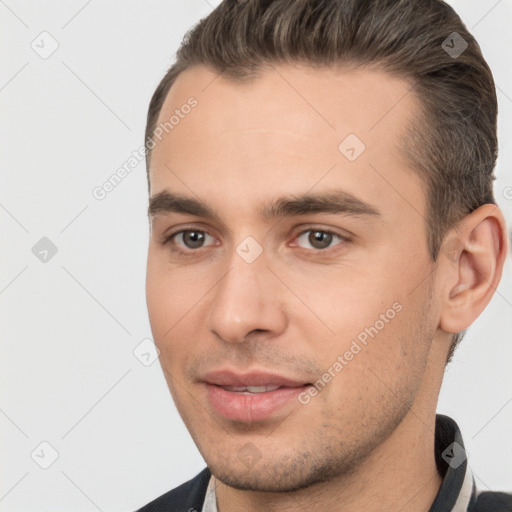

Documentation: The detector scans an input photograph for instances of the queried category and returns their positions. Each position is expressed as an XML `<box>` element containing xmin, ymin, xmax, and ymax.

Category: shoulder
<box><xmin>472</xmin><ymin>490</ymin><xmax>512</xmax><ymax>511</ymax></box>
<box><xmin>136</xmin><ymin>467</ymin><xmax>211</xmax><ymax>512</ymax></box>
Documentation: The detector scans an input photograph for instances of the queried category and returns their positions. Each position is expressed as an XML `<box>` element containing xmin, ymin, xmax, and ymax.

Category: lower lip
<box><xmin>205</xmin><ymin>383</ymin><xmax>310</xmax><ymax>422</ymax></box>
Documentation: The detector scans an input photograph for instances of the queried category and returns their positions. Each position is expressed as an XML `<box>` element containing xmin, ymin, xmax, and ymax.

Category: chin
<box><xmin>206</xmin><ymin>453</ymin><xmax>357</xmax><ymax>493</ymax></box>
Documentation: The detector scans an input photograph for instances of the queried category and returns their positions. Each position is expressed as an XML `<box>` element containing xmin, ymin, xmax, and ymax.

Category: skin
<box><xmin>145</xmin><ymin>63</ymin><xmax>508</xmax><ymax>511</ymax></box>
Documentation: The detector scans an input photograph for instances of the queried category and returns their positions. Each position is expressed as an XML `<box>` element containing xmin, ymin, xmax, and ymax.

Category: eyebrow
<box><xmin>147</xmin><ymin>189</ymin><xmax>381</xmax><ymax>222</ymax></box>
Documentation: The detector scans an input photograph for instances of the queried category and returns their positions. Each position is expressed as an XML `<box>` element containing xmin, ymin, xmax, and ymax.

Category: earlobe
<box><xmin>439</xmin><ymin>204</ymin><xmax>508</xmax><ymax>335</ymax></box>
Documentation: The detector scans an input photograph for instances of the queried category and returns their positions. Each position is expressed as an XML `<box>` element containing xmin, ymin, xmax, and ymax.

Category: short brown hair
<box><xmin>144</xmin><ymin>0</ymin><xmax>498</xmax><ymax>357</ymax></box>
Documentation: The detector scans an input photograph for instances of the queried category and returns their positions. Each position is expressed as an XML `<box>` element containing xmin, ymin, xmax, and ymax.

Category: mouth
<box><xmin>200</xmin><ymin>369</ymin><xmax>313</xmax><ymax>422</ymax></box>
<box><xmin>218</xmin><ymin>384</ymin><xmax>289</xmax><ymax>394</ymax></box>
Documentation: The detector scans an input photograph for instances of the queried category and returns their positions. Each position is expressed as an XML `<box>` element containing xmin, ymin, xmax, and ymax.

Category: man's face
<box><xmin>146</xmin><ymin>64</ymin><xmax>442</xmax><ymax>491</ymax></box>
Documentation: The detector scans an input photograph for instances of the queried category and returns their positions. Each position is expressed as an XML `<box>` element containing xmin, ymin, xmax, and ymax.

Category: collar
<box><xmin>202</xmin><ymin>414</ymin><xmax>477</xmax><ymax>512</ymax></box>
<box><xmin>202</xmin><ymin>471</ymin><xmax>218</xmax><ymax>512</ymax></box>
<box><xmin>430</xmin><ymin>414</ymin><xmax>477</xmax><ymax>511</ymax></box>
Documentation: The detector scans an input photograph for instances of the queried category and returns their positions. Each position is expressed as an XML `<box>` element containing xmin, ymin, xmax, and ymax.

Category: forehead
<box><xmin>149</xmin><ymin>63</ymin><xmax>426</xmax><ymax>224</ymax></box>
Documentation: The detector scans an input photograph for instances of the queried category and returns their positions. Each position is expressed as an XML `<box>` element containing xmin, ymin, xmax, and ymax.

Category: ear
<box><xmin>438</xmin><ymin>204</ymin><xmax>509</xmax><ymax>336</ymax></box>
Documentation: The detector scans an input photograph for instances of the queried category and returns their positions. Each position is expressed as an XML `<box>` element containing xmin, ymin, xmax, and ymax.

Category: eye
<box><xmin>160</xmin><ymin>226</ymin><xmax>348</xmax><ymax>258</ymax></box>
<box><xmin>294</xmin><ymin>229</ymin><xmax>346</xmax><ymax>251</ymax></box>
<box><xmin>163</xmin><ymin>228</ymin><xmax>217</xmax><ymax>253</ymax></box>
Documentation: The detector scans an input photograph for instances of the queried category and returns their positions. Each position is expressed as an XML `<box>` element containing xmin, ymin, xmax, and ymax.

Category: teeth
<box><xmin>222</xmin><ymin>385</ymin><xmax>281</xmax><ymax>393</ymax></box>
<box><xmin>247</xmin><ymin>385</ymin><xmax>280</xmax><ymax>393</ymax></box>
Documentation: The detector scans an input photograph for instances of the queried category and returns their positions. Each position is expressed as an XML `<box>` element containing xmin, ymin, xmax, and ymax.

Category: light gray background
<box><xmin>1</xmin><ymin>1</ymin><xmax>511</xmax><ymax>511</ymax></box>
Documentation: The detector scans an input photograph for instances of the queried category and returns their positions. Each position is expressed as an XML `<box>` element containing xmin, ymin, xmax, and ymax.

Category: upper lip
<box><xmin>201</xmin><ymin>369</ymin><xmax>310</xmax><ymax>387</ymax></box>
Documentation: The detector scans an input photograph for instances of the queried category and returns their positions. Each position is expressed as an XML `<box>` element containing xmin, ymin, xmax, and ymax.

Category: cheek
<box><xmin>306</xmin><ymin>298</ymin><xmax>432</xmax><ymax>434</ymax></box>
<box><xmin>296</xmin><ymin>262</ymin><xmax>432</xmax><ymax>379</ymax></box>
<box><xmin>146</xmin><ymin>254</ymin><xmax>218</xmax><ymax>372</ymax></box>
<box><xmin>288</xmin><ymin>267</ymin><xmax>398</xmax><ymax>343</ymax></box>
<box><xmin>146</xmin><ymin>259</ymin><xmax>170</xmax><ymax>341</ymax></box>
<box><xmin>146</xmin><ymin>259</ymin><xmax>189</xmax><ymax>354</ymax></box>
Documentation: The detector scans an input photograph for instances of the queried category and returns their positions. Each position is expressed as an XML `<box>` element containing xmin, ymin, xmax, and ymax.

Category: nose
<box><xmin>206</xmin><ymin>246</ymin><xmax>288</xmax><ymax>344</ymax></box>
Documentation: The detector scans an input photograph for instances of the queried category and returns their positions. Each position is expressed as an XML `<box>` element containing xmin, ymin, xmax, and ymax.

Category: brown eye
<box><xmin>175</xmin><ymin>230</ymin><xmax>211</xmax><ymax>249</ymax></box>
<box><xmin>296</xmin><ymin>229</ymin><xmax>345</xmax><ymax>250</ymax></box>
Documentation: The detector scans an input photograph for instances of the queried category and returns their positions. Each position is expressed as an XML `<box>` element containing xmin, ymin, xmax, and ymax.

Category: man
<box><xmin>139</xmin><ymin>0</ymin><xmax>511</xmax><ymax>510</ymax></box>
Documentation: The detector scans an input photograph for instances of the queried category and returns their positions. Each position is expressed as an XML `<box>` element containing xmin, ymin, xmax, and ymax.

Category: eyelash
<box><xmin>159</xmin><ymin>225</ymin><xmax>349</xmax><ymax>259</ymax></box>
